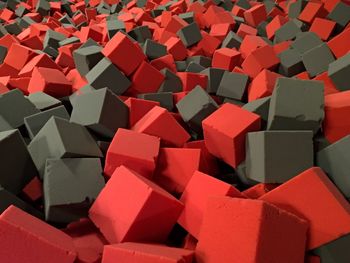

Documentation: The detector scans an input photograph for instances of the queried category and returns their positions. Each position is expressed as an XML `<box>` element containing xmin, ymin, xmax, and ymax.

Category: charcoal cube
<box><xmin>274</xmin><ymin>20</ymin><xmax>302</xmax><ymax>43</ymax></box>
<box><xmin>0</xmin><ymin>89</ymin><xmax>39</xmax><ymax>129</ymax></box>
<box><xmin>107</xmin><ymin>19</ymin><xmax>125</xmax><ymax>39</ymax></box>
<box><xmin>28</xmin><ymin>117</ymin><xmax>103</xmax><ymax>177</ymax></box>
<box><xmin>246</xmin><ymin>131</ymin><xmax>314</xmax><ymax>183</ymax></box>
<box><xmin>302</xmin><ymin>43</ymin><xmax>335</xmax><ymax>77</ymax></box>
<box><xmin>328</xmin><ymin>52</ymin><xmax>350</xmax><ymax>91</ymax></box>
<box><xmin>316</xmin><ymin>135</ymin><xmax>350</xmax><ymax>199</ymax></box>
<box><xmin>86</xmin><ymin>57</ymin><xmax>131</xmax><ymax>95</ymax></box>
<box><xmin>128</xmin><ymin>26</ymin><xmax>152</xmax><ymax>44</ymax></box>
<box><xmin>73</xmin><ymin>45</ymin><xmax>104</xmax><ymax>76</ymax></box>
<box><xmin>216</xmin><ymin>71</ymin><xmax>249</xmax><ymax>101</ymax></box>
<box><xmin>327</xmin><ymin>2</ymin><xmax>350</xmax><ymax>29</ymax></box>
<box><xmin>177</xmin><ymin>23</ymin><xmax>202</xmax><ymax>47</ymax></box>
<box><xmin>143</xmin><ymin>39</ymin><xmax>167</xmax><ymax>60</ymax></box>
<box><xmin>24</xmin><ymin>106</ymin><xmax>70</xmax><ymax>139</ymax></box>
<box><xmin>187</xmin><ymin>56</ymin><xmax>212</xmax><ymax>68</ymax></box>
<box><xmin>278</xmin><ymin>48</ymin><xmax>305</xmax><ymax>77</ymax></box>
<box><xmin>186</xmin><ymin>62</ymin><xmax>205</xmax><ymax>73</ymax></box>
<box><xmin>267</xmin><ymin>78</ymin><xmax>324</xmax><ymax>133</ymax></box>
<box><xmin>179</xmin><ymin>12</ymin><xmax>195</xmax><ymax>24</ymax></box>
<box><xmin>4</xmin><ymin>22</ymin><xmax>22</xmax><ymax>35</ymax></box>
<box><xmin>175</xmin><ymin>61</ymin><xmax>188</xmax><ymax>72</ymax></box>
<box><xmin>138</xmin><ymin>92</ymin><xmax>174</xmax><ymax>111</ymax></box>
<box><xmin>288</xmin><ymin>0</ymin><xmax>307</xmax><ymax>19</ymax></box>
<box><xmin>200</xmin><ymin>68</ymin><xmax>226</xmax><ymax>94</ymax></box>
<box><xmin>35</xmin><ymin>0</ymin><xmax>50</xmax><ymax>16</ymax></box>
<box><xmin>176</xmin><ymin>86</ymin><xmax>218</xmax><ymax>133</ymax></box>
<box><xmin>0</xmin><ymin>45</ymin><xmax>8</xmax><ymax>64</ymax></box>
<box><xmin>27</xmin><ymin>92</ymin><xmax>62</xmax><ymax>111</ymax></box>
<box><xmin>243</xmin><ymin>96</ymin><xmax>271</xmax><ymax>128</ymax></box>
<box><xmin>290</xmin><ymin>32</ymin><xmax>323</xmax><ymax>55</ymax></box>
<box><xmin>221</xmin><ymin>31</ymin><xmax>242</xmax><ymax>49</ymax></box>
<box><xmin>235</xmin><ymin>161</ymin><xmax>259</xmax><ymax>187</ymax></box>
<box><xmin>69</xmin><ymin>85</ymin><xmax>96</xmax><ymax>105</ymax></box>
<box><xmin>70</xmin><ymin>88</ymin><xmax>129</xmax><ymax>138</ymax></box>
<box><xmin>158</xmin><ymin>68</ymin><xmax>183</xmax><ymax>92</ymax></box>
<box><xmin>44</xmin><ymin>158</ymin><xmax>105</xmax><ymax>223</ymax></box>
<box><xmin>312</xmin><ymin>234</ymin><xmax>350</xmax><ymax>263</ymax></box>
<box><xmin>59</xmin><ymin>37</ymin><xmax>80</xmax><ymax>47</ymax></box>
<box><xmin>0</xmin><ymin>129</ymin><xmax>38</xmax><ymax>194</ymax></box>
<box><xmin>43</xmin><ymin>30</ymin><xmax>66</xmax><ymax>50</ymax></box>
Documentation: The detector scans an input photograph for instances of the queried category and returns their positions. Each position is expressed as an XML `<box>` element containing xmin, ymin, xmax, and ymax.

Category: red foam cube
<box><xmin>164</xmin><ymin>36</ymin><xmax>187</xmax><ymax>61</ymax></box>
<box><xmin>248</xmin><ymin>69</ymin><xmax>282</xmax><ymax>101</ymax></box>
<box><xmin>196</xmin><ymin>197</ymin><xmax>308</xmax><ymax>263</ymax></box>
<box><xmin>178</xmin><ymin>170</ymin><xmax>244</xmax><ymax>238</ymax></box>
<box><xmin>176</xmin><ymin>72</ymin><xmax>208</xmax><ymax>92</ymax></box>
<box><xmin>243</xmin><ymin>4</ymin><xmax>267</xmax><ymax>27</ymax></box>
<box><xmin>89</xmin><ymin>165</ymin><xmax>183</xmax><ymax>244</ymax></box>
<box><xmin>212</xmin><ymin>48</ymin><xmax>241</xmax><ymax>71</ymax></box>
<box><xmin>154</xmin><ymin>148</ymin><xmax>201</xmax><ymax>195</ymax></box>
<box><xmin>102</xmin><ymin>31</ymin><xmax>146</xmax><ymax>76</ymax></box>
<box><xmin>102</xmin><ymin>243</ymin><xmax>194</xmax><ymax>263</ymax></box>
<box><xmin>243</xmin><ymin>183</ymin><xmax>279</xmax><ymax>199</ymax></box>
<box><xmin>203</xmin><ymin>103</ymin><xmax>261</xmax><ymax>168</ymax></box>
<box><xmin>260</xmin><ymin>167</ymin><xmax>350</xmax><ymax>249</ymax></box>
<box><xmin>309</xmin><ymin>17</ymin><xmax>336</xmax><ymax>41</ymax></box>
<box><xmin>0</xmin><ymin>205</ymin><xmax>76</xmax><ymax>263</ymax></box>
<box><xmin>132</xmin><ymin>106</ymin><xmax>190</xmax><ymax>147</ymax></box>
<box><xmin>28</xmin><ymin>67</ymin><xmax>72</xmax><ymax>97</ymax></box>
<box><xmin>104</xmin><ymin>128</ymin><xmax>160</xmax><ymax>178</ymax></box>
<box><xmin>124</xmin><ymin>97</ymin><xmax>160</xmax><ymax>127</ymax></box>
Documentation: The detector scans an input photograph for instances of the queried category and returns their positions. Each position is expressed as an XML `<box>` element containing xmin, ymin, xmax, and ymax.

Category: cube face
<box><xmin>328</xmin><ymin>52</ymin><xmax>350</xmax><ymax>91</ymax></box>
<box><xmin>73</xmin><ymin>46</ymin><xmax>104</xmax><ymax>76</ymax></box>
<box><xmin>196</xmin><ymin>197</ymin><xmax>307</xmax><ymax>263</ymax></box>
<box><xmin>267</xmin><ymin>78</ymin><xmax>324</xmax><ymax>133</ymax></box>
<box><xmin>259</xmin><ymin>167</ymin><xmax>350</xmax><ymax>249</ymax></box>
<box><xmin>89</xmin><ymin>166</ymin><xmax>183</xmax><ymax>244</ymax></box>
<box><xmin>178</xmin><ymin>171</ymin><xmax>242</xmax><ymax>238</ymax></box>
<box><xmin>44</xmin><ymin>158</ymin><xmax>105</xmax><ymax>224</ymax></box>
<box><xmin>85</xmin><ymin>58</ymin><xmax>131</xmax><ymax>95</ymax></box>
<box><xmin>203</xmin><ymin>103</ymin><xmax>261</xmax><ymax>168</ymax></box>
<box><xmin>246</xmin><ymin>131</ymin><xmax>314</xmax><ymax>183</ymax></box>
<box><xmin>104</xmin><ymin>128</ymin><xmax>160</xmax><ymax>178</ymax></box>
<box><xmin>176</xmin><ymin>86</ymin><xmax>218</xmax><ymax>134</ymax></box>
<box><xmin>317</xmin><ymin>135</ymin><xmax>350</xmax><ymax>198</ymax></box>
<box><xmin>0</xmin><ymin>129</ymin><xmax>38</xmax><ymax>194</ymax></box>
<box><xmin>28</xmin><ymin>117</ymin><xmax>103</xmax><ymax>177</ymax></box>
<box><xmin>70</xmin><ymin>88</ymin><xmax>129</xmax><ymax>138</ymax></box>
<box><xmin>102</xmin><ymin>32</ymin><xmax>145</xmax><ymax>76</ymax></box>
<box><xmin>216</xmin><ymin>71</ymin><xmax>249</xmax><ymax>100</ymax></box>
<box><xmin>177</xmin><ymin>23</ymin><xmax>202</xmax><ymax>47</ymax></box>
<box><xmin>312</xmin><ymin>234</ymin><xmax>350</xmax><ymax>263</ymax></box>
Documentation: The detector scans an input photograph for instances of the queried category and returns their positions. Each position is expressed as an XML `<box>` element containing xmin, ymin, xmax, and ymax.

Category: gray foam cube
<box><xmin>128</xmin><ymin>26</ymin><xmax>152</xmax><ymax>44</ymax></box>
<box><xmin>44</xmin><ymin>158</ymin><xmax>105</xmax><ymax>224</ymax></box>
<box><xmin>288</xmin><ymin>0</ymin><xmax>307</xmax><ymax>19</ymax></box>
<box><xmin>107</xmin><ymin>19</ymin><xmax>125</xmax><ymax>39</ymax></box>
<box><xmin>138</xmin><ymin>92</ymin><xmax>174</xmax><ymax>111</ymax></box>
<box><xmin>312</xmin><ymin>234</ymin><xmax>350</xmax><ymax>263</ymax></box>
<box><xmin>35</xmin><ymin>0</ymin><xmax>50</xmax><ymax>16</ymax></box>
<box><xmin>43</xmin><ymin>30</ymin><xmax>66</xmax><ymax>50</ymax></box>
<box><xmin>176</xmin><ymin>86</ymin><xmax>218</xmax><ymax>133</ymax></box>
<box><xmin>267</xmin><ymin>77</ymin><xmax>324</xmax><ymax>133</ymax></box>
<box><xmin>274</xmin><ymin>20</ymin><xmax>302</xmax><ymax>44</ymax></box>
<box><xmin>328</xmin><ymin>52</ymin><xmax>350</xmax><ymax>91</ymax></box>
<box><xmin>186</xmin><ymin>56</ymin><xmax>212</xmax><ymax>68</ymax></box>
<box><xmin>177</xmin><ymin>22</ymin><xmax>202</xmax><ymax>47</ymax></box>
<box><xmin>28</xmin><ymin>117</ymin><xmax>103</xmax><ymax>177</ymax></box>
<box><xmin>327</xmin><ymin>2</ymin><xmax>350</xmax><ymax>29</ymax></box>
<box><xmin>246</xmin><ymin>130</ymin><xmax>314</xmax><ymax>183</ymax></box>
<box><xmin>186</xmin><ymin>62</ymin><xmax>205</xmax><ymax>73</ymax></box>
<box><xmin>86</xmin><ymin>57</ymin><xmax>131</xmax><ymax>95</ymax></box>
<box><xmin>70</xmin><ymin>88</ymin><xmax>129</xmax><ymax>138</ymax></box>
<box><xmin>24</xmin><ymin>105</ymin><xmax>70</xmax><ymax>139</ymax></box>
<box><xmin>316</xmin><ymin>135</ymin><xmax>350</xmax><ymax>199</ymax></box>
<box><xmin>158</xmin><ymin>68</ymin><xmax>183</xmax><ymax>92</ymax></box>
<box><xmin>0</xmin><ymin>45</ymin><xmax>8</xmax><ymax>64</ymax></box>
<box><xmin>278</xmin><ymin>48</ymin><xmax>305</xmax><ymax>77</ymax></box>
<box><xmin>302</xmin><ymin>43</ymin><xmax>335</xmax><ymax>77</ymax></box>
<box><xmin>0</xmin><ymin>129</ymin><xmax>38</xmax><ymax>194</ymax></box>
<box><xmin>27</xmin><ymin>92</ymin><xmax>62</xmax><ymax>111</ymax></box>
<box><xmin>243</xmin><ymin>96</ymin><xmax>271</xmax><ymax>128</ymax></box>
<box><xmin>221</xmin><ymin>31</ymin><xmax>242</xmax><ymax>49</ymax></box>
<box><xmin>290</xmin><ymin>32</ymin><xmax>323</xmax><ymax>55</ymax></box>
<box><xmin>73</xmin><ymin>45</ymin><xmax>104</xmax><ymax>76</ymax></box>
<box><xmin>200</xmin><ymin>67</ymin><xmax>226</xmax><ymax>94</ymax></box>
<box><xmin>216</xmin><ymin>71</ymin><xmax>249</xmax><ymax>101</ymax></box>
<box><xmin>0</xmin><ymin>89</ymin><xmax>39</xmax><ymax>129</ymax></box>
<box><xmin>143</xmin><ymin>39</ymin><xmax>167</xmax><ymax>60</ymax></box>
<box><xmin>59</xmin><ymin>37</ymin><xmax>80</xmax><ymax>47</ymax></box>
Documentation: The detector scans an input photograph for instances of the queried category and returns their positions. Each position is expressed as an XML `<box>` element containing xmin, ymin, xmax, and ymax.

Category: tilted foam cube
<box><xmin>260</xmin><ymin>167</ymin><xmax>350</xmax><ymax>249</ymax></box>
<box><xmin>196</xmin><ymin>197</ymin><xmax>308</xmax><ymax>263</ymax></box>
<box><xmin>203</xmin><ymin>103</ymin><xmax>261</xmax><ymax>168</ymax></box>
<box><xmin>89</xmin><ymin>165</ymin><xmax>183</xmax><ymax>244</ymax></box>
<box><xmin>104</xmin><ymin>128</ymin><xmax>160</xmax><ymax>179</ymax></box>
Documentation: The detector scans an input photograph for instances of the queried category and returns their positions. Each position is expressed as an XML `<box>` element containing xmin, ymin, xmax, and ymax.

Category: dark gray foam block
<box><xmin>200</xmin><ymin>67</ymin><xmax>226</xmax><ymax>94</ymax></box>
<box><xmin>216</xmin><ymin>71</ymin><xmax>249</xmax><ymax>101</ymax></box>
<box><xmin>138</xmin><ymin>92</ymin><xmax>174</xmax><ymax>111</ymax></box>
<box><xmin>267</xmin><ymin>77</ymin><xmax>324</xmax><ymax>133</ymax></box>
<box><xmin>158</xmin><ymin>68</ymin><xmax>183</xmax><ymax>92</ymax></box>
<box><xmin>27</xmin><ymin>91</ymin><xmax>62</xmax><ymax>111</ymax></box>
<box><xmin>328</xmin><ymin>52</ymin><xmax>350</xmax><ymax>91</ymax></box>
<box><xmin>70</xmin><ymin>88</ymin><xmax>129</xmax><ymax>138</ymax></box>
<box><xmin>316</xmin><ymin>134</ymin><xmax>350</xmax><ymax>199</ymax></box>
<box><xmin>0</xmin><ymin>129</ymin><xmax>38</xmax><ymax>194</ymax></box>
<box><xmin>85</xmin><ymin>57</ymin><xmax>131</xmax><ymax>95</ymax></box>
<box><xmin>312</xmin><ymin>234</ymin><xmax>350</xmax><ymax>263</ymax></box>
<box><xmin>73</xmin><ymin>45</ymin><xmax>104</xmax><ymax>76</ymax></box>
<box><xmin>177</xmin><ymin>22</ymin><xmax>202</xmax><ymax>47</ymax></box>
<box><xmin>28</xmin><ymin>116</ymin><xmax>103</xmax><ymax>177</ymax></box>
<box><xmin>24</xmin><ymin>105</ymin><xmax>70</xmax><ymax>139</ymax></box>
<box><xmin>176</xmin><ymin>86</ymin><xmax>218</xmax><ymax>134</ymax></box>
<box><xmin>246</xmin><ymin>130</ymin><xmax>314</xmax><ymax>183</ymax></box>
<box><xmin>43</xmin><ymin>158</ymin><xmax>105</xmax><ymax>224</ymax></box>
